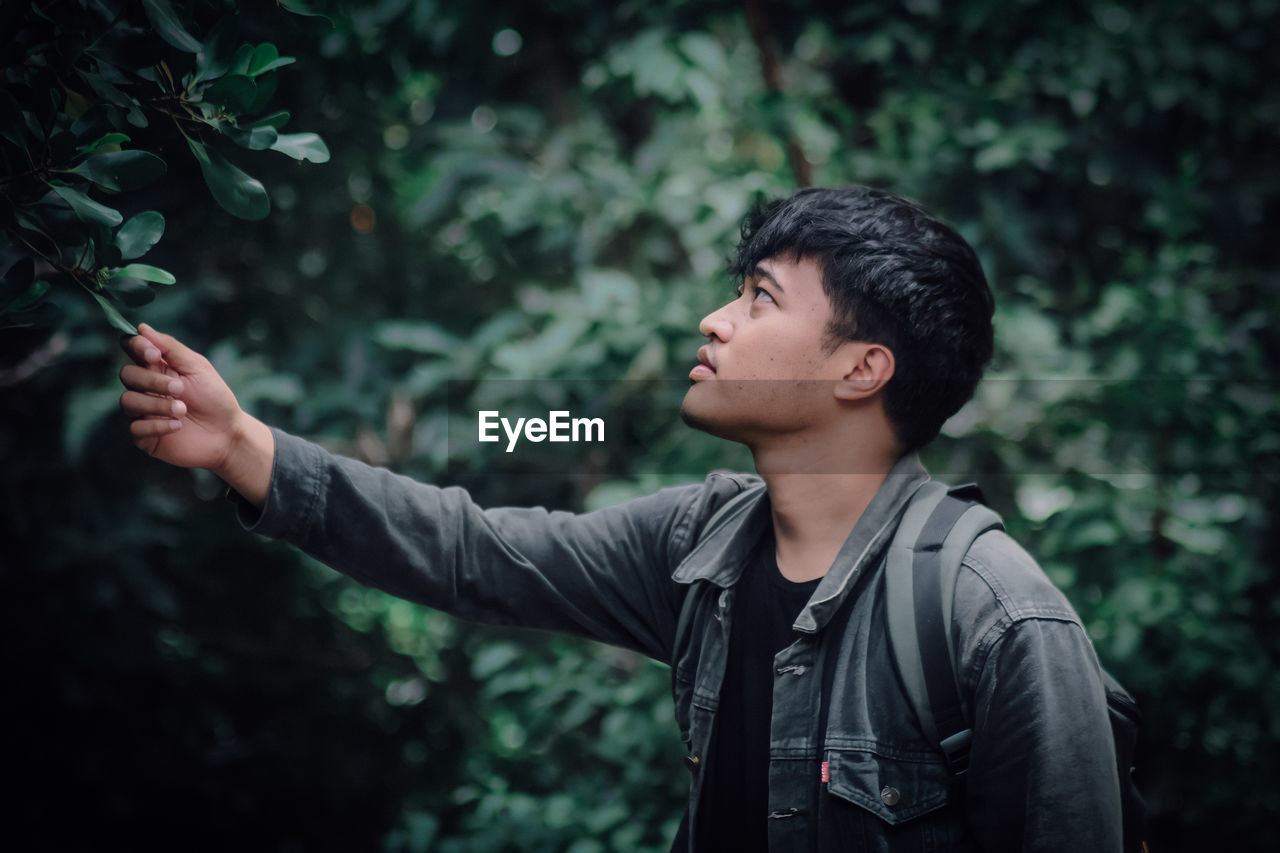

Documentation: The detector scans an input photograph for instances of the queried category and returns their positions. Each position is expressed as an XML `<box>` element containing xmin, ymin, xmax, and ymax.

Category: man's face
<box><xmin>681</xmin><ymin>255</ymin><xmax>858</xmax><ymax>445</ymax></box>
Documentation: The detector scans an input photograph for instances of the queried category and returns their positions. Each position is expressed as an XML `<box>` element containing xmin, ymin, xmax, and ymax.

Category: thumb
<box><xmin>137</xmin><ymin>323</ymin><xmax>206</xmax><ymax>374</ymax></box>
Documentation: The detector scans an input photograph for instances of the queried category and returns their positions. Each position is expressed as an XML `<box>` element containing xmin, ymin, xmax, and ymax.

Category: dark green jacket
<box><xmin>240</xmin><ymin>429</ymin><xmax>1122</xmax><ymax>852</ymax></box>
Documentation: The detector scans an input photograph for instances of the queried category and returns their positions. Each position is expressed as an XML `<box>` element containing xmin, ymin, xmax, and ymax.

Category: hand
<box><xmin>119</xmin><ymin>324</ymin><xmax>273</xmax><ymax>505</ymax></box>
<box><xmin>119</xmin><ymin>324</ymin><xmax>242</xmax><ymax>469</ymax></box>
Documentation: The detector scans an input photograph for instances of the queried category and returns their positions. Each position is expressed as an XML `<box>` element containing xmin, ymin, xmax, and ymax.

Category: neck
<box><xmin>754</xmin><ymin>431</ymin><xmax>901</xmax><ymax>583</ymax></box>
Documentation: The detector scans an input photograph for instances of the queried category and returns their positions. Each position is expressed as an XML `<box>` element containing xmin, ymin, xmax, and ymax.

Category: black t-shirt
<box><xmin>693</xmin><ymin>526</ymin><xmax>821</xmax><ymax>852</ymax></box>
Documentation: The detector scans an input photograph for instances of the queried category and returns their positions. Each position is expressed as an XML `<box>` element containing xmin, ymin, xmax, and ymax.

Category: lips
<box><xmin>689</xmin><ymin>346</ymin><xmax>717</xmax><ymax>381</ymax></box>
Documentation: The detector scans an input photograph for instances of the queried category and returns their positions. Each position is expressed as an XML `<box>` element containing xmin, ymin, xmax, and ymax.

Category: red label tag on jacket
<box><xmin>820</xmin><ymin>761</ymin><xmax>829</xmax><ymax>784</ymax></box>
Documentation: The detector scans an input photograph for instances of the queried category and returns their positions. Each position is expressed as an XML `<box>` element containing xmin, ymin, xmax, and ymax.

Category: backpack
<box><xmin>883</xmin><ymin>480</ymin><xmax>1150</xmax><ymax>853</ymax></box>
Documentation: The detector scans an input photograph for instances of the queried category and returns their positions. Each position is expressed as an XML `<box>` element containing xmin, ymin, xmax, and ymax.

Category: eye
<box><xmin>735</xmin><ymin>281</ymin><xmax>775</xmax><ymax>304</ymax></box>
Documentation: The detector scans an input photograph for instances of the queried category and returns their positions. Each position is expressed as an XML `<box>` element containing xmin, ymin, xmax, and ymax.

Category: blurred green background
<box><xmin>2</xmin><ymin>0</ymin><xmax>1277</xmax><ymax>849</ymax></box>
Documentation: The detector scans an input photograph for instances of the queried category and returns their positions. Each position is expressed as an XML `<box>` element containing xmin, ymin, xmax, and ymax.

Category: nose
<box><xmin>698</xmin><ymin>300</ymin><xmax>735</xmax><ymax>341</ymax></box>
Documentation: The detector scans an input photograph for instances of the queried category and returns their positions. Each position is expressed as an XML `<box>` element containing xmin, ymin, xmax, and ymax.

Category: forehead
<box><xmin>754</xmin><ymin>256</ymin><xmax>829</xmax><ymax>304</ymax></box>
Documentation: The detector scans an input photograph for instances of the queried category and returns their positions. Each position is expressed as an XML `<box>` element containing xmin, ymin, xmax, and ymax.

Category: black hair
<box><xmin>729</xmin><ymin>186</ymin><xmax>995</xmax><ymax>452</ymax></box>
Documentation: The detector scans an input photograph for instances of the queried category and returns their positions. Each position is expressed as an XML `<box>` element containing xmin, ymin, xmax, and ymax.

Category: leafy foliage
<box><xmin>0</xmin><ymin>0</ymin><xmax>328</xmax><ymax>332</ymax></box>
<box><xmin>2</xmin><ymin>0</ymin><xmax>1277</xmax><ymax>850</ymax></box>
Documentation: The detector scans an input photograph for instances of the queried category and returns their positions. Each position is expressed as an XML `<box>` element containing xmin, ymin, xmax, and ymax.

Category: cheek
<box><xmin>773</xmin><ymin>339</ymin><xmax>827</xmax><ymax>376</ymax></box>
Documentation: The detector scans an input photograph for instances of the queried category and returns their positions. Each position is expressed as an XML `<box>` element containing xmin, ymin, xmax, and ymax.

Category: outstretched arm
<box><xmin>119</xmin><ymin>324</ymin><xmax>756</xmax><ymax>659</ymax></box>
<box><xmin>245</xmin><ymin>429</ymin><xmax>747</xmax><ymax>660</ymax></box>
<box><xmin>119</xmin><ymin>324</ymin><xmax>274</xmax><ymax>507</ymax></box>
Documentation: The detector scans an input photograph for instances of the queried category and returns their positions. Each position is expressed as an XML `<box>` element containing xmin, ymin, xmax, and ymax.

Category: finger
<box><xmin>130</xmin><ymin>416</ymin><xmax>183</xmax><ymax>439</ymax></box>
<box><xmin>120</xmin><ymin>332</ymin><xmax>163</xmax><ymax>368</ymax></box>
<box><xmin>137</xmin><ymin>324</ymin><xmax>206</xmax><ymax>374</ymax></box>
<box><xmin>120</xmin><ymin>390</ymin><xmax>187</xmax><ymax>419</ymax></box>
<box><xmin>120</xmin><ymin>364</ymin><xmax>185</xmax><ymax>396</ymax></box>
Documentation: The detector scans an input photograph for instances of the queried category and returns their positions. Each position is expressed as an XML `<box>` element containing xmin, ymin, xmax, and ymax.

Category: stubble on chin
<box><xmin>679</xmin><ymin>396</ymin><xmax>713</xmax><ymax>434</ymax></box>
<box><xmin>679</xmin><ymin>384</ymin><xmax>728</xmax><ymax>438</ymax></box>
<box><xmin>680</xmin><ymin>379</ymin><xmax>840</xmax><ymax>446</ymax></box>
<box><xmin>679</xmin><ymin>384</ymin><xmax>749</xmax><ymax>444</ymax></box>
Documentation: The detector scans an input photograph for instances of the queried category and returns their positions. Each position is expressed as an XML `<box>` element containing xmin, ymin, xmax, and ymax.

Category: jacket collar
<box><xmin>670</xmin><ymin>480</ymin><xmax>770</xmax><ymax>589</ymax></box>
<box><xmin>671</xmin><ymin>452</ymin><xmax>931</xmax><ymax>633</ymax></box>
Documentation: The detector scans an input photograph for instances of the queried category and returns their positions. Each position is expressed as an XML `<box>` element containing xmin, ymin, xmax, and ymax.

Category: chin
<box><xmin>682</xmin><ymin>380</ymin><xmax>837</xmax><ymax>449</ymax></box>
<box><xmin>680</xmin><ymin>387</ymin><xmax>748</xmax><ymax>443</ymax></box>
<box><xmin>680</xmin><ymin>387</ymin><xmax>721</xmax><ymax>435</ymax></box>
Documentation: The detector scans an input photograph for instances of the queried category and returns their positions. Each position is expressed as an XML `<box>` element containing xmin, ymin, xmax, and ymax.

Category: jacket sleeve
<box><xmin>235</xmin><ymin>428</ymin><xmax>747</xmax><ymax>663</ymax></box>
<box><xmin>956</xmin><ymin>534</ymin><xmax>1124</xmax><ymax>853</ymax></box>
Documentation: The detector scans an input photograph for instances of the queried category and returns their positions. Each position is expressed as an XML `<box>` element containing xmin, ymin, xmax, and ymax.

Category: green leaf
<box><xmin>278</xmin><ymin>0</ymin><xmax>333</xmax><ymax>22</ymax></box>
<box><xmin>196</xmin><ymin>16</ymin><xmax>240</xmax><ymax>82</ymax></box>
<box><xmin>250</xmin><ymin>110</ymin><xmax>290</xmax><ymax>130</ymax></box>
<box><xmin>269</xmin><ymin>132</ymin><xmax>330</xmax><ymax>163</ymax></box>
<box><xmin>241</xmin><ymin>44</ymin><xmax>296</xmax><ymax>78</ymax></box>
<box><xmin>187</xmin><ymin>138</ymin><xmax>269</xmax><ymax>220</ymax></box>
<box><xmin>77</xmin><ymin>71</ymin><xmax>148</xmax><ymax>127</ymax></box>
<box><xmin>14</xmin><ymin>210</ymin><xmax>56</xmax><ymax>244</ymax></box>
<box><xmin>219</xmin><ymin>120</ymin><xmax>278</xmax><ymax>151</ymax></box>
<box><xmin>105</xmin><ymin>275</ymin><xmax>157</xmax><ymax>307</ymax></box>
<box><xmin>4</xmin><ymin>279</ymin><xmax>51</xmax><ymax>313</ymax></box>
<box><xmin>248</xmin><ymin>71</ymin><xmax>278</xmax><ymax>114</ymax></box>
<box><xmin>225</xmin><ymin>43</ymin><xmax>294</xmax><ymax>81</ymax></box>
<box><xmin>109</xmin><ymin>263</ymin><xmax>176</xmax><ymax>285</ymax></box>
<box><xmin>114</xmin><ymin>211</ymin><xmax>165</xmax><ymax>260</ymax></box>
<box><xmin>142</xmin><ymin>0</ymin><xmax>203</xmax><ymax>53</ymax></box>
<box><xmin>228</xmin><ymin>44</ymin><xmax>255</xmax><ymax>76</ymax></box>
<box><xmin>76</xmin><ymin>132</ymin><xmax>130</xmax><ymax>157</ymax></box>
<box><xmin>254</xmin><ymin>56</ymin><xmax>296</xmax><ymax>76</ymax></box>
<box><xmin>74</xmin><ymin>239</ymin><xmax>96</xmax><ymax>271</ymax></box>
<box><xmin>202</xmin><ymin>74</ymin><xmax>257</xmax><ymax>113</ymax></box>
<box><xmin>1</xmin><ymin>260</ymin><xmax>50</xmax><ymax>315</ymax></box>
<box><xmin>51</xmin><ymin>185</ymin><xmax>123</xmax><ymax>227</ymax></box>
<box><xmin>88</xmin><ymin>288</ymin><xmax>138</xmax><ymax>334</ymax></box>
<box><xmin>246</xmin><ymin>44</ymin><xmax>280</xmax><ymax>77</ymax></box>
<box><xmin>68</xmin><ymin>150</ymin><xmax>167</xmax><ymax>191</ymax></box>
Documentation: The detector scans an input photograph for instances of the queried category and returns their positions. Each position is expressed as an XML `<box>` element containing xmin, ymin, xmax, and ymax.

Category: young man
<box><xmin>119</xmin><ymin>186</ymin><xmax>1122</xmax><ymax>851</ymax></box>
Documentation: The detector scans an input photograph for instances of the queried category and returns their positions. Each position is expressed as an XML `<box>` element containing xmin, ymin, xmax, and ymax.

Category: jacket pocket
<box><xmin>826</xmin><ymin>748</ymin><xmax>949</xmax><ymax>823</ymax></box>
<box><xmin>824</xmin><ymin>748</ymin><xmax>972</xmax><ymax>852</ymax></box>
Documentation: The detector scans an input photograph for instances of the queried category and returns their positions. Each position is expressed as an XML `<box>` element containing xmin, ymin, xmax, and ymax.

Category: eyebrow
<box><xmin>751</xmin><ymin>265</ymin><xmax>785</xmax><ymax>293</ymax></box>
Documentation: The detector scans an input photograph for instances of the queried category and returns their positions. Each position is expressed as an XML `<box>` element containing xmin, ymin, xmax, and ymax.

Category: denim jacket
<box><xmin>240</xmin><ymin>429</ymin><xmax>1122</xmax><ymax>852</ymax></box>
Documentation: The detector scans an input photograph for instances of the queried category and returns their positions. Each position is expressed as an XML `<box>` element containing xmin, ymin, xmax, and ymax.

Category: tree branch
<box><xmin>743</xmin><ymin>0</ymin><xmax>812</xmax><ymax>188</ymax></box>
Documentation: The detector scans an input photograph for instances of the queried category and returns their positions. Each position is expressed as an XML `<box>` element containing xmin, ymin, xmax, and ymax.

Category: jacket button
<box><xmin>685</xmin><ymin>755</ymin><xmax>700</xmax><ymax>774</ymax></box>
<box><xmin>880</xmin><ymin>786</ymin><xmax>901</xmax><ymax>807</ymax></box>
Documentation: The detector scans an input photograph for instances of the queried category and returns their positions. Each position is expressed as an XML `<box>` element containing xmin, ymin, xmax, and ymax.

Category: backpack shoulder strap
<box><xmin>884</xmin><ymin>480</ymin><xmax>949</xmax><ymax>745</ymax></box>
<box><xmin>884</xmin><ymin>482</ymin><xmax>1004</xmax><ymax>778</ymax></box>
<box><xmin>886</xmin><ymin>486</ymin><xmax>1151</xmax><ymax>850</ymax></box>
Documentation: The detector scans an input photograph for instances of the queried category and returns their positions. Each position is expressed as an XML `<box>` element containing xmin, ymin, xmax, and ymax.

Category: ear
<box><xmin>833</xmin><ymin>342</ymin><xmax>895</xmax><ymax>401</ymax></box>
